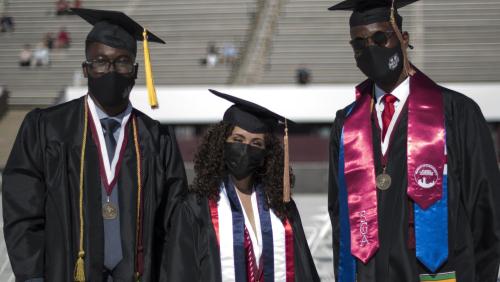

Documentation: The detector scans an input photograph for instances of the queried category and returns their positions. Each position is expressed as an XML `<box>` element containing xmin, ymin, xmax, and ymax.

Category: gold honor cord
<box><xmin>390</xmin><ymin>1</ymin><xmax>415</xmax><ymax>77</ymax></box>
<box><xmin>283</xmin><ymin>120</ymin><xmax>291</xmax><ymax>203</ymax></box>
<box><xmin>143</xmin><ymin>29</ymin><xmax>159</xmax><ymax>109</ymax></box>
<box><xmin>74</xmin><ymin>97</ymin><xmax>143</xmax><ymax>282</ymax></box>
<box><xmin>132</xmin><ymin>117</ymin><xmax>143</xmax><ymax>281</ymax></box>
<box><xmin>74</xmin><ymin>96</ymin><xmax>88</xmax><ymax>282</ymax></box>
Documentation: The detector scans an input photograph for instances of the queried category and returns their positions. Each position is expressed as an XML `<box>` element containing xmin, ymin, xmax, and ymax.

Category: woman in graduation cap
<box><xmin>327</xmin><ymin>0</ymin><xmax>500</xmax><ymax>282</ymax></box>
<box><xmin>2</xmin><ymin>8</ymin><xmax>187</xmax><ymax>282</ymax></box>
<box><xmin>165</xmin><ymin>90</ymin><xmax>320</xmax><ymax>282</ymax></box>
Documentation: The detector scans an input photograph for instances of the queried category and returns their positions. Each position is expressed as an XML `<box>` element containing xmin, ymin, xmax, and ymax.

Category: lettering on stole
<box><xmin>359</xmin><ymin>210</ymin><xmax>369</xmax><ymax>247</ymax></box>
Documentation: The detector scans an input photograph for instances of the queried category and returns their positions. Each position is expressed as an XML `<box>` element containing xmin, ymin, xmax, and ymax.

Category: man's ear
<box><xmin>402</xmin><ymin>31</ymin><xmax>410</xmax><ymax>49</ymax></box>
<box><xmin>82</xmin><ymin>62</ymin><xmax>88</xmax><ymax>78</ymax></box>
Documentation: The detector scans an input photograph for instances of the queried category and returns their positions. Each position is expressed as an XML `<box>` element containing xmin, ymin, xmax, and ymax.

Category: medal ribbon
<box><xmin>87</xmin><ymin>104</ymin><xmax>130</xmax><ymax>197</ymax></box>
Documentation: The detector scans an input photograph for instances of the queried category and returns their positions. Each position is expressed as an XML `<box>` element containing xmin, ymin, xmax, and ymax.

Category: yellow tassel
<box><xmin>74</xmin><ymin>251</ymin><xmax>86</xmax><ymax>282</ymax></box>
<box><xmin>390</xmin><ymin>4</ymin><xmax>415</xmax><ymax>77</ymax></box>
<box><xmin>283</xmin><ymin>120</ymin><xmax>291</xmax><ymax>203</ymax></box>
<box><xmin>143</xmin><ymin>29</ymin><xmax>159</xmax><ymax>109</ymax></box>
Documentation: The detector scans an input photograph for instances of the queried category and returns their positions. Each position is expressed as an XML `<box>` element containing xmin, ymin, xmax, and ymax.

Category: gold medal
<box><xmin>376</xmin><ymin>167</ymin><xmax>392</xmax><ymax>191</ymax></box>
<box><xmin>102</xmin><ymin>202</ymin><xmax>118</xmax><ymax>219</ymax></box>
<box><xmin>376</xmin><ymin>173</ymin><xmax>391</xmax><ymax>190</ymax></box>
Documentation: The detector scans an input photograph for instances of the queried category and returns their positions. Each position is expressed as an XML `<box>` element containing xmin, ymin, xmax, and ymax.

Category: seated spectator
<box><xmin>55</xmin><ymin>27</ymin><xmax>70</xmax><ymax>48</ymax></box>
<box><xmin>0</xmin><ymin>12</ymin><xmax>14</xmax><ymax>32</ymax></box>
<box><xmin>66</xmin><ymin>0</ymin><xmax>82</xmax><ymax>15</ymax></box>
<box><xmin>33</xmin><ymin>42</ymin><xmax>50</xmax><ymax>67</ymax></box>
<box><xmin>296</xmin><ymin>66</ymin><xmax>311</xmax><ymax>85</ymax></box>
<box><xmin>206</xmin><ymin>42</ymin><xmax>218</xmax><ymax>68</ymax></box>
<box><xmin>56</xmin><ymin>0</ymin><xmax>69</xmax><ymax>16</ymax></box>
<box><xmin>222</xmin><ymin>42</ymin><xmax>238</xmax><ymax>66</ymax></box>
<box><xmin>72</xmin><ymin>0</ymin><xmax>82</xmax><ymax>9</ymax></box>
<box><xmin>44</xmin><ymin>32</ymin><xmax>55</xmax><ymax>50</ymax></box>
<box><xmin>19</xmin><ymin>44</ymin><xmax>32</xmax><ymax>67</ymax></box>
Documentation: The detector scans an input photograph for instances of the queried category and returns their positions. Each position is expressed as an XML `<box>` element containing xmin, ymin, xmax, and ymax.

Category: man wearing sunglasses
<box><xmin>2</xmin><ymin>8</ymin><xmax>187</xmax><ymax>282</ymax></box>
<box><xmin>327</xmin><ymin>0</ymin><xmax>500</xmax><ymax>282</ymax></box>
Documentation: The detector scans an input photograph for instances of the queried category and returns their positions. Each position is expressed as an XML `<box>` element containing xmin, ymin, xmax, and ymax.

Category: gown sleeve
<box><xmin>289</xmin><ymin>200</ymin><xmax>321</xmax><ymax>282</ymax></box>
<box><xmin>164</xmin><ymin>198</ymin><xmax>202</xmax><ymax>282</ymax></box>
<box><xmin>2</xmin><ymin>110</ymin><xmax>46</xmax><ymax>281</ymax></box>
<box><xmin>159</xmin><ymin>125</ymin><xmax>189</xmax><ymax>278</ymax></box>
<box><xmin>328</xmin><ymin>109</ymin><xmax>345</xmax><ymax>281</ymax></box>
<box><xmin>459</xmin><ymin>99</ymin><xmax>500</xmax><ymax>282</ymax></box>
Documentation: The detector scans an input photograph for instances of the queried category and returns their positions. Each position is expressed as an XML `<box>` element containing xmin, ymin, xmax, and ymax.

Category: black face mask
<box><xmin>88</xmin><ymin>72</ymin><xmax>135</xmax><ymax>107</ymax></box>
<box><xmin>224</xmin><ymin>142</ymin><xmax>266</xmax><ymax>180</ymax></box>
<box><xmin>355</xmin><ymin>43</ymin><xmax>404</xmax><ymax>86</ymax></box>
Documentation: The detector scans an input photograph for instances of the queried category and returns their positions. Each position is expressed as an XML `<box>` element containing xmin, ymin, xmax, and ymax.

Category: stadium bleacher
<box><xmin>262</xmin><ymin>0</ymin><xmax>500</xmax><ymax>84</ymax></box>
<box><xmin>0</xmin><ymin>0</ymin><xmax>257</xmax><ymax>105</ymax></box>
<box><xmin>1</xmin><ymin>0</ymin><xmax>499</xmax><ymax>105</ymax></box>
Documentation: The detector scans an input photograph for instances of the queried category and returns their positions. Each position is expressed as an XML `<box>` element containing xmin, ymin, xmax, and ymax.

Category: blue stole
<box><xmin>224</xmin><ymin>177</ymin><xmax>275</xmax><ymax>281</ymax></box>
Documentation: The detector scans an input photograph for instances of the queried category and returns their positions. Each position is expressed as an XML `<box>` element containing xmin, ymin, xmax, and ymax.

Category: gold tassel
<box><xmin>283</xmin><ymin>120</ymin><xmax>291</xmax><ymax>203</ymax></box>
<box><xmin>390</xmin><ymin>3</ymin><xmax>415</xmax><ymax>77</ymax></box>
<box><xmin>143</xmin><ymin>29</ymin><xmax>159</xmax><ymax>109</ymax></box>
<box><xmin>74</xmin><ymin>251</ymin><xmax>86</xmax><ymax>282</ymax></box>
<box><xmin>74</xmin><ymin>96</ymin><xmax>88</xmax><ymax>282</ymax></box>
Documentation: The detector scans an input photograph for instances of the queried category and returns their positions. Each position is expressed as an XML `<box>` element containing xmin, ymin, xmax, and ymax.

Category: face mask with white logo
<box><xmin>355</xmin><ymin>42</ymin><xmax>404</xmax><ymax>86</ymax></box>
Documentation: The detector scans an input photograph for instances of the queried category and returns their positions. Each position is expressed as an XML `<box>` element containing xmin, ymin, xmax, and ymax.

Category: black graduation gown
<box><xmin>328</xmin><ymin>85</ymin><xmax>500</xmax><ymax>282</ymax></box>
<box><xmin>164</xmin><ymin>192</ymin><xmax>321</xmax><ymax>282</ymax></box>
<box><xmin>2</xmin><ymin>96</ymin><xmax>188</xmax><ymax>282</ymax></box>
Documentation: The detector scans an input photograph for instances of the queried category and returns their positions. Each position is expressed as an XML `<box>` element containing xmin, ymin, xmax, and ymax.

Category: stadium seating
<box><xmin>262</xmin><ymin>0</ymin><xmax>500</xmax><ymax>84</ymax></box>
<box><xmin>0</xmin><ymin>0</ymin><xmax>499</xmax><ymax>105</ymax></box>
<box><xmin>0</xmin><ymin>0</ymin><xmax>257</xmax><ymax>105</ymax></box>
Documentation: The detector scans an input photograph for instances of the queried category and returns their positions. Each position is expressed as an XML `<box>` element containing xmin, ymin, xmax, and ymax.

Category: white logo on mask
<box><xmin>388</xmin><ymin>53</ymin><xmax>400</xmax><ymax>70</ymax></box>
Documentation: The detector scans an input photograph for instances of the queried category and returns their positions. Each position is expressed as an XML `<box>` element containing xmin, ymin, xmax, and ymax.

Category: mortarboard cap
<box><xmin>209</xmin><ymin>89</ymin><xmax>293</xmax><ymax>203</ymax></box>
<box><xmin>73</xmin><ymin>8</ymin><xmax>163</xmax><ymax>108</ymax></box>
<box><xmin>328</xmin><ymin>0</ymin><xmax>419</xmax><ymax>27</ymax></box>
<box><xmin>209</xmin><ymin>89</ymin><xmax>293</xmax><ymax>134</ymax></box>
<box><xmin>72</xmin><ymin>8</ymin><xmax>165</xmax><ymax>56</ymax></box>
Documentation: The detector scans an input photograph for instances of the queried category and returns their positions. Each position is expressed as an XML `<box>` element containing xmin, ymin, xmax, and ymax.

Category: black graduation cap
<box><xmin>328</xmin><ymin>0</ymin><xmax>419</xmax><ymax>27</ymax></box>
<box><xmin>72</xmin><ymin>8</ymin><xmax>165</xmax><ymax>56</ymax></box>
<box><xmin>73</xmin><ymin>8</ymin><xmax>163</xmax><ymax>108</ymax></box>
<box><xmin>209</xmin><ymin>89</ymin><xmax>293</xmax><ymax>134</ymax></box>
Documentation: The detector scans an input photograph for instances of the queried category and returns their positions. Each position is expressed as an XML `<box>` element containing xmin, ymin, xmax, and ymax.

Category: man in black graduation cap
<box><xmin>2</xmin><ymin>8</ymin><xmax>187</xmax><ymax>282</ymax></box>
<box><xmin>327</xmin><ymin>1</ymin><xmax>500</xmax><ymax>281</ymax></box>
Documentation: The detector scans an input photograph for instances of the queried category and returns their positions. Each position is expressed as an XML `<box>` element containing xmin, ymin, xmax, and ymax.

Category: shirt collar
<box><xmin>92</xmin><ymin>98</ymin><xmax>133</xmax><ymax>123</ymax></box>
<box><xmin>374</xmin><ymin>77</ymin><xmax>410</xmax><ymax>105</ymax></box>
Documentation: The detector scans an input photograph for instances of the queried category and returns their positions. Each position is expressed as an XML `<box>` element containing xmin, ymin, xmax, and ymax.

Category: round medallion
<box><xmin>102</xmin><ymin>202</ymin><xmax>118</xmax><ymax>219</ymax></box>
<box><xmin>376</xmin><ymin>173</ymin><xmax>392</xmax><ymax>191</ymax></box>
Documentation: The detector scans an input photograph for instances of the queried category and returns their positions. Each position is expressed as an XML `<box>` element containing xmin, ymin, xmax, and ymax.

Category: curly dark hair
<box><xmin>190</xmin><ymin>122</ymin><xmax>294</xmax><ymax>219</ymax></box>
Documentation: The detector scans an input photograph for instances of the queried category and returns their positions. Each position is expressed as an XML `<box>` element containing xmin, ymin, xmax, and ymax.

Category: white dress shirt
<box><xmin>374</xmin><ymin>77</ymin><xmax>410</xmax><ymax>155</ymax></box>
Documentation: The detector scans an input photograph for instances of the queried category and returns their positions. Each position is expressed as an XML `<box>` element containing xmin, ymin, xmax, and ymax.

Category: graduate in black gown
<box><xmin>165</xmin><ymin>90</ymin><xmax>320</xmax><ymax>282</ymax></box>
<box><xmin>2</xmin><ymin>8</ymin><xmax>187</xmax><ymax>282</ymax></box>
<box><xmin>327</xmin><ymin>1</ymin><xmax>500</xmax><ymax>281</ymax></box>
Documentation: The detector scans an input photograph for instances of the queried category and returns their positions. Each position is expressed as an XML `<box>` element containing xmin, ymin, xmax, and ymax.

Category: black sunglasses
<box><xmin>350</xmin><ymin>30</ymin><xmax>395</xmax><ymax>51</ymax></box>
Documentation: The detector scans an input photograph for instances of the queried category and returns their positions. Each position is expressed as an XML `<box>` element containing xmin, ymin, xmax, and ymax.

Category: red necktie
<box><xmin>381</xmin><ymin>94</ymin><xmax>398</xmax><ymax>140</ymax></box>
<box><xmin>244</xmin><ymin>227</ymin><xmax>258</xmax><ymax>282</ymax></box>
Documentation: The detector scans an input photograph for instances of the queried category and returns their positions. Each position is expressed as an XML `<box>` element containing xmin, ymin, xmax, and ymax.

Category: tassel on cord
<box><xmin>74</xmin><ymin>96</ymin><xmax>88</xmax><ymax>282</ymax></box>
<box><xmin>390</xmin><ymin>2</ymin><xmax>415</xmax><ymax>77</ymax></box>
<box><xmin>283</xmin><ymin>120</ymin><xmax>291</xmax><ymax>203</ymax></box>
<box><xmin>143</xmin><ymin>29</ymin><xmax>159</xmax><ymax>109</ymax></box>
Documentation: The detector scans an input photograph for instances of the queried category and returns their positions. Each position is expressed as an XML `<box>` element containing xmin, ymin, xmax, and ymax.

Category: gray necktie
<box><xmin>100</xmin><ymin>118</ymin><xmax>123</xmax><ymax>271</ymax></box>
<box><xmin>101</xmin><ymin>118</ymin><xmax>120</xmax><ymax>163</ymax></box>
